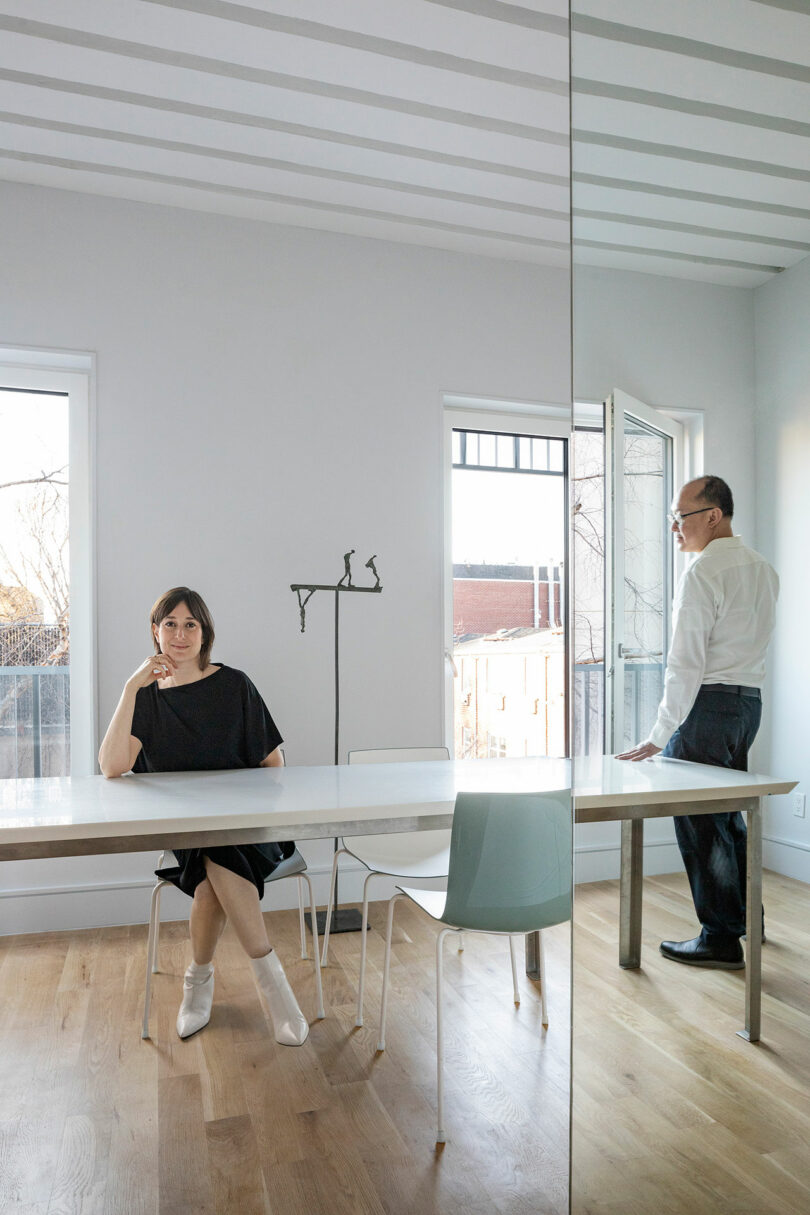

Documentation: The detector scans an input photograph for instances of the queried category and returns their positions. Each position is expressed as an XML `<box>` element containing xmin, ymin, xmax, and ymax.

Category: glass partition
<box><xmin>571</xmin><ymin>3</ymin><xmax>808</xmax><ymax>1211</ymax></box>
<box><xmin>0</xmin><ymin>2</ymin><xmax>575</xmax><ymax>1212</ymax></box>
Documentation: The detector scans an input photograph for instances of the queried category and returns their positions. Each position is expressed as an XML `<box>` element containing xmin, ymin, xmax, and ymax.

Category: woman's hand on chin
<box><xmin>127</xmin><ymin>652</ymin><xmax>178</xmax><ymax>690</ymax></box>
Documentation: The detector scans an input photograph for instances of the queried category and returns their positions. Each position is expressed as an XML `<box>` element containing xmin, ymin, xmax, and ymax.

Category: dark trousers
<box><xmin>661</xmin><ymin>687</ymin><xmax>762</xmax><ymax>944</ymax></box>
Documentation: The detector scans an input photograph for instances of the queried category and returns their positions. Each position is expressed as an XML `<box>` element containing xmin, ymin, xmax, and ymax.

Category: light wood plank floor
<box><xmin>0</xmin><ymin>897</ymin><xmax>571</xmax><ymax>1215</ymax></box>
<box><xmin>572</xmin><ymin>869</ymin><xmax>810</xmax><ymax>1215</ymax></box>
<box><xmin>2</xmin><ymin>869</ymin><xmax>807</xmax><ymax>1214</ymax></box>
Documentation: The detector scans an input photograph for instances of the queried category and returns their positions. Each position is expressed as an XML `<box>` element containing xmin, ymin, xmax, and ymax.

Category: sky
<box><xmin>0</xmin><ymin>389</ymin><xmax>69</xmax><ymax>622</ymax></box>
<box><xmin>452</xmin><ymin>467</ymin><xmax>566</xmax><ymax>568</ymax></box>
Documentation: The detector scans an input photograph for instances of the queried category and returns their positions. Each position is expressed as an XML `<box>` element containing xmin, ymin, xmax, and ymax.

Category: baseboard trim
<box><xmin>573</xmin><ymin>840</ymin><xmax>682</xmax><ymax>884</ymax></box>
<box><xmin>0</xmin><ymin>860</ymin><xmax>439</xmax><ymax>936</ymax></box>
<box><xmin>0</xmin><ymin>878</ymin><xmax>157</xmax><ymax>899</ymax></box>
<box><xmin>573</xmin><ymin>838</ymin><xmax>676</xmax><ymax>855</ymax></box>
<box><xmin>763</xmin><ymin>834</ymin><xmax>810</xmax><ymax>883</ymax></box>
<box><xmin>0</xmin><ymin>860</ymin><xmax>365</xmax><ymax>902</ymax></box>
<box><xmin>10</xmin><ymin>836</ymin><xmax>800</xmax><ymax>936</ymax></box>
<box><xmin>763</xmin><ymin>832</ymin><xmax>810</xmax><ymax>854</ymax></box>
<box><xmin>0</xmin><ymin>845</ymin><xmax>675</xmax><ymax>903</ymax></box>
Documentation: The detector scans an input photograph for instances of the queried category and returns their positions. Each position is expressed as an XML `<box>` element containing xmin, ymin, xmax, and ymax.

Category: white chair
<box><xmin>142</xmin><ymin>847</ymin><xmax>324</xmax><ymax>1038</ymax></box>
<box><xmin>321</xmin><ymin>746</ymin><xmax>452</xmax><ymax>1026</ymax></box>
<box><xmin>377</xmin><ymin>789</ymin><xmax>572</xmax><ymax>1143</ymax></box>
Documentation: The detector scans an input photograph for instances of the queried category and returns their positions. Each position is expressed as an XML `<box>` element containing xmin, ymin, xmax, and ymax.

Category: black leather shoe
<box><xmin>660</xmin><ymin>936</ymin><xmax>744</xmax><ymax>969</ymax></box>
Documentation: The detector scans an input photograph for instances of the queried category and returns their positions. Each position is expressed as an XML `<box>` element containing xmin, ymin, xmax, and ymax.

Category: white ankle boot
<box><xmin>176</xmin><ymin>962</ymin><xmax>214</xmax><ymax>1039</ymax></box>
<box><xmin>251</xmin><ymin>950</ymin><xmax>309</xmax><ymax>1046</ymax></box>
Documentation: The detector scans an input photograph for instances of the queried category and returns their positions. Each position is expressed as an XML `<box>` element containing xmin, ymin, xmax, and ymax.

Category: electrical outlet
<box><xmin>793</xmin><ymin>792</ymin><xmax>806</xmax><ymax>818</ymax></box>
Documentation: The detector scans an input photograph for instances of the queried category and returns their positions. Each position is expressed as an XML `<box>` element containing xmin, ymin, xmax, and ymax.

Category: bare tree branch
<box><xmin>0</xmin><ymin>486</ymin><xmax>69</xmax><ymax>666</ymax></box>
<box><xmin>0</xmin><ymin>466</ymin><xmax>68</xmax><ymax>492</ymax></box>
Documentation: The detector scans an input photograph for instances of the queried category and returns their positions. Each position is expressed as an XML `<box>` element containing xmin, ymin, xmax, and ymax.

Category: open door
<box><xmin>604</xmin><ymin>389</ymin><xmax>683</xmax><ymax>752</ymax></box>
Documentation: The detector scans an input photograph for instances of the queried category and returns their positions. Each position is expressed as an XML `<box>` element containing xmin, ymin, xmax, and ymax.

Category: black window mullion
<box><xmin>452</xmin><ymin>427</ymin><xmax>565</xmax><ymax>475</ymax></box>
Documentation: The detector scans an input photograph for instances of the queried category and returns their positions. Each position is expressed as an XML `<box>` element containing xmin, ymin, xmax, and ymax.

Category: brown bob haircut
<box><xmin>150</xmin><ymin>587</ymin><xmax>215</xmax><ymax>671</ymax></box>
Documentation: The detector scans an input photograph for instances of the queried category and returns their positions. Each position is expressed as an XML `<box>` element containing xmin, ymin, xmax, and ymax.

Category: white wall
<box><xmin>754</xmin><ymin>254</ymin><xmax>810</xmax><ymax>882</ymax></box>
<box><xmin>573</xmin><ymin>265</ymin><xmax>758</xmax><ymax>882</ymax></box>
<box><xmin>573</xmin><ymin>265</ymin><xmax>757</xmax><ymax>527</ymax></box>
<box><xmin>0</xmin><ymin>180</ymin><xmax>570</xmax><ymax>931</ymax></box>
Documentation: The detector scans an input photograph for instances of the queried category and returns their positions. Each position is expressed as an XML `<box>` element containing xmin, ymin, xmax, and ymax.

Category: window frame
<box><xmin>442</xmin><ymin>396</ymin><xmax>571</xmax><ymax>756</ymax></box>
<box><xmin>0</xmin><ymin>349</ymin><xmax>96</xmax><ymax>776</ymax></box>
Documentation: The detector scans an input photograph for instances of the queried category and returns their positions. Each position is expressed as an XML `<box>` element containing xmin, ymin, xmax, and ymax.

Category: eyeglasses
<box><xmin>667</xmin><ymin>507</ymin><xmax>714</xmax><ymax>528</ymax></box>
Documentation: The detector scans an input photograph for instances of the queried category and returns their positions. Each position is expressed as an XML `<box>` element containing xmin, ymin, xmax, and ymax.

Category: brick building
<box><xmin>453</xmin><ymin>563</ymin><xmax>562</xmax><ymax>638</ymax></box>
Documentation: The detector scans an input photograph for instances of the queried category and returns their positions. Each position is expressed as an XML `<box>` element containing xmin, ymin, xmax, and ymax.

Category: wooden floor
<box><xmin>0</xmin><ymin>897</ymin><xmax>571</xmax><ymax>1215</ymax></box>
<box><xmin>2</xmin><ymin>869</ymin><xmax>808</xmax><ymax>1215</ymax></box>
<box><xmin>572</xmin><ymin>869</ymin><xmax>810</xmax><ymax>1215</ymax></box>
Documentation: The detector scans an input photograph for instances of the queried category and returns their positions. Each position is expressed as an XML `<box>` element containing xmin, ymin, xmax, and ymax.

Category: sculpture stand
<box><xmin>291</xmin><ymin>553</ymin><xmax>382</xmax><ymax>934</ymax></box>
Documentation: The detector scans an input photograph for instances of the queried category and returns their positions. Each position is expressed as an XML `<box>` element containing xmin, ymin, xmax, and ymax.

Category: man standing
<box><xmin>618</xmin><ymin>475</ymin><xmax>778</xmax><ymax>969</ymax></box>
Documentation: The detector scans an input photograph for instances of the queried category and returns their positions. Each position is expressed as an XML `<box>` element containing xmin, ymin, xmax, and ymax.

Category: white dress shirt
<box><xmin>647</xmin><ymin>537</ymin><xmax>779</xmax><ymax>750</ymax></box>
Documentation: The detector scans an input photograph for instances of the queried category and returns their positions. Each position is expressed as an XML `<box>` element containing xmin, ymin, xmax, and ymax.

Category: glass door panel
<box><xmin>621</xmin><ymin>416</ymin><xmax>669</xmax><ymax>751</ymax></box>
<box><xmin>606</xmin><ymin>389</ymin><xmax>682</xmax><ymax>751</ymax></box>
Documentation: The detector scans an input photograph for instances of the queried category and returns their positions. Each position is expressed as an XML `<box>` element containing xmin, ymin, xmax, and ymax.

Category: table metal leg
<box><xmin>737</xmin><ymin>796</ymin><xmax>762</xmax><ymax>1044</ymax></box>
<box><xmin>525</xmin><ymin>930</ymin><xmax>542</xmax><ymax>980</ymax></box>
<box><xmin>619</xmin><ymin>819</ymin><xmax>643</xmax><ymax>968</ymax></box>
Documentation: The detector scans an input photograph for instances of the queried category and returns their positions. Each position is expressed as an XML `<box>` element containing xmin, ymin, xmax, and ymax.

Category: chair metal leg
<box><xmin>377</xmin><ymin>893</ymin><xmax>404</xmax><ymax>1051</ymax></box>
<box><xmin>355</xmin><ymin>870</ymin><xmax>377</xmax><ymax>1027</ymax></box>
<box><xmin>537</xmin><ymin>930</ymin><xmax>548</xmax><ymax>1027</ymax></box>
<box><xmin>149</xmin><ymin>852</ymin><xmax>168</xmax><ymax>976</ymax></box>
<box><xmin>142</xmin><ymin>958</ymin><xmax>155</xmax><ymax>1040</ymax></box>
<box><xmin>300</xmin><ymin>873</ymin><xmax>325</xmax><ymax>1020</ymax></box>
<box><xmin>142</xmin><ymin>879</ymin><xmax>167</xmax><ymax>1039</ymax></box>
<box><xmin>509</xmin><ymin>935</ymin><xmax>520</xmax><ymax>1006</ymax></box>
<box><xmin>436</xmin><ymin>927</ymin><xmax>453</xmax><ymax>1145</ymax></box>
<box><xmin>297</xmin><ymin>875</ymin><xmax>307</xmax><ymax>959</ymax></box>
<box><xmin>320</xmin><ymin>847</ymin><xmax>349</xmax><ymax>965</ymax></box>
<box><xmin>150</xmin><ymin>882</ymin><xmax>167</xmax><ymax>974</ymax></box>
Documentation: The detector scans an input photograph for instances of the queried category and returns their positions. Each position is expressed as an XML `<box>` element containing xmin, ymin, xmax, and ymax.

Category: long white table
<box><xmin>0</xmin><ymin>756</ymin><xmax>795</xmax><ymax>1041</ymax></box>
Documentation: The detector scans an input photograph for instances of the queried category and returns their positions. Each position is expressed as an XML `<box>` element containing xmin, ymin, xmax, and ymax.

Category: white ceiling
<box><xmin>572</xmin><ymin>0</ymin><xmax>810</xmax><ymax>287</ymax></box>
<box><xmin>4</xmin><ymin>2</ymin><xmax>804</xmax><ymax>288</ymax></box>
<box><xmin>0</xmin><ymin>0</ymin><xmax>570</xmax><ymax>266</ymax></box>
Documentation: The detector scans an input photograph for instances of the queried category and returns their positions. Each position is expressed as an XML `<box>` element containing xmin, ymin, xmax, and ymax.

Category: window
<box><xmin>445</xmin><ymin>403</ymin><xmax>569</xmax><ymax>761</ymax></box>
<box><xmin>0</xmin><ymin>388</ymin><xmax>69</xmax><ymax>776</ymax></box>
<box><xmin>0</xmin><ymin>351</ymin><xmax>94</xmax><ymax>776</ymax></box>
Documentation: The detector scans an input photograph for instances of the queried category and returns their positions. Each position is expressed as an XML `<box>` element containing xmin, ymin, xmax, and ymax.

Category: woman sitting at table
<box><xmin>98</xmin><ymin>586</ymin><xmax>308</xmax><ymax>1046</ymax></box>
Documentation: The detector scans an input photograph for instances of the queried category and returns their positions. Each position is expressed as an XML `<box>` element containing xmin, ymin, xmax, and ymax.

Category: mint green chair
<box><xmin>377</xmin><ymin>789</ymin><xmax>572</xmax><ymax>1144</ymax></box>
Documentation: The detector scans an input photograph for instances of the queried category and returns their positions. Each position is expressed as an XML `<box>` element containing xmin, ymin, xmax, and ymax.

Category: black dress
<box><xmin>131</xmin><ymin>664</ymin><xmax>293</xmax><ymax>899</ymax></box>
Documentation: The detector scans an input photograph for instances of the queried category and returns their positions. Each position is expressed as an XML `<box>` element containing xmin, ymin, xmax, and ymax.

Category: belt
<box><xmin>701</xmin><ymin>683</ymin><xmax>761</xmax><ymax>699</ymax></box>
